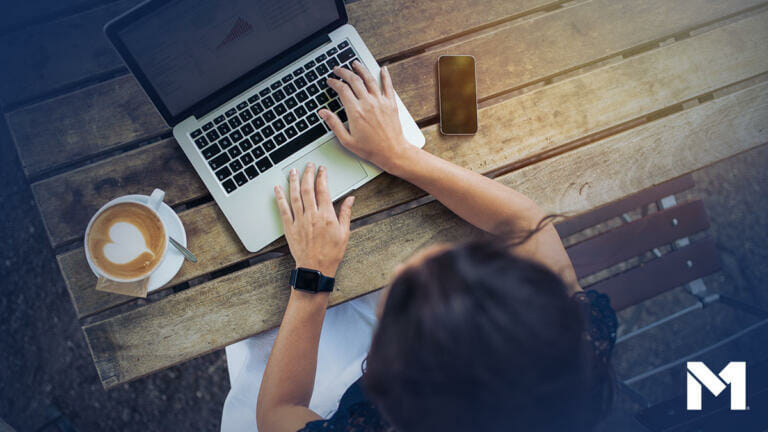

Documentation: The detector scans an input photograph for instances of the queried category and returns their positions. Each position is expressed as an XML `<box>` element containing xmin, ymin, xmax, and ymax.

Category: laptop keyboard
<box><xmin>188</xmin><ymin>39</ymin><xmax>358</xmax><ymax>195</ymax></box>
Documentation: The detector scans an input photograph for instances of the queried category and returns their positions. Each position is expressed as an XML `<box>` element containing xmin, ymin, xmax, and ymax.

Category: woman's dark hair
<box><xmin>363</xmin><ymin>239</ymin><xmax>613</xmax><ymax>432</ymax></box>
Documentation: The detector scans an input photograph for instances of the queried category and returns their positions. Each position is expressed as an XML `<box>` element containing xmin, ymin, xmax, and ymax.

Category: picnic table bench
<box><xmin>5</xmin><ymin>0</ymin><xmax>768</xmax><ymax>389</ymax></box>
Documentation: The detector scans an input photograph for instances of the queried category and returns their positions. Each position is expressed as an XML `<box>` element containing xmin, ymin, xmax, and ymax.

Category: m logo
<box><xmin>686</xmin><ymin>361</ymin><xmax>746</xmax><ymax>410</ymax></box>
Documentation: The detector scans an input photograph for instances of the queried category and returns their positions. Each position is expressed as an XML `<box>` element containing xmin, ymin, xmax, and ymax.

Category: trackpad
<box><xmin>281</xmin><ymin>139</ymin><xmax>367</xmax><ymax>199</ymax></box>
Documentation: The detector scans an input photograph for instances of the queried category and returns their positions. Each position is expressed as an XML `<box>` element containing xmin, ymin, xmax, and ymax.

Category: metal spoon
<box><xmin>169</xmin><ymin>236</ymin><xmax>197</xmax><ymax>263</ymax></box>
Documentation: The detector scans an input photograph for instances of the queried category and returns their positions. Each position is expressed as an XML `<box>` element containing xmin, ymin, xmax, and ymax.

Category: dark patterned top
<box><xmin>299</xmin><ymin>290</ymin><xmax>618</xmax><ymax>432</ymax></box>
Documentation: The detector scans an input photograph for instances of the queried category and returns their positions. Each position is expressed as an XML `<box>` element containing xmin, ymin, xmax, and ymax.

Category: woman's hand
<box><xmin>274</xmin><ymin>163</ymin><xmax>355</xmax><ymax>278</ymax></box>
<box><xmin>319</xmin><ymin>62</ymin><xmax>414</xmax><ymax>174</ymax></box>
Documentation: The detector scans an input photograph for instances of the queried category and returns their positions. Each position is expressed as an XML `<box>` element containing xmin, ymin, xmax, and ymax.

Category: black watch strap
<box><xmin>290</xmin><ymin>267</ymin><xmax>335</xmax><ymax>293</ymax></box>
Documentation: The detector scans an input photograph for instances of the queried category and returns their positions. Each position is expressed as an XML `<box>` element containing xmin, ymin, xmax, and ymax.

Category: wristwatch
<box><xmin>290</xmin><ymin>267</ymin><xmax>335</xmax><ymax>293</ymax></box>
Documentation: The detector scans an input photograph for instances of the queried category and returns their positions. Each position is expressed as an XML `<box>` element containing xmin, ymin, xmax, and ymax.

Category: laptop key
<box><xmin>239</xmin><ymin>110</ymin><xmax>253</xmax><ymax>122</ymax></box>
<box><xmin>226</xmin><ymin>108</ymin><xmax>237</xmax><ymax>117</ymax></box>
<box><xmin>229</xmin><ymin>159</ymin><xmax>243</xmax><ymax>173</ymax></box>
<box><xmin>273</xmin><ymin>118</ymin><xmax>286</xmax><ymax>131</ymax></box>
<box><xmin>241</xmin><ymin>152</ymin><xmax>254</xmax><ymax>166</ymax></box>
<box><xmin>338</xmin><ymin>109</ymin><xmax>348</xmax><ymax>123</ymax></box>
<box><xmin>250</xmin><ymin>102</ymin><xmax>263</xmax><ymax>116</ymax></box>
<box><xmin>316</xmin><ymin>63</ymin><xmax>329</xmax><ymax>76</ymax></box>
<box><xmin>306</xmin><ymin>84</ymin><xmax>319</xmax><ymax>96</ymax></box>
<box><xmin>214</xmin><ymin>115</ymin><xmax>226</xmax><ymax>124</ymax></box>
<box><xmin>215</xmin><ymin>166</ymin><xmax>231</xmax><ymax>181</ymax></box>
<box><xmin>247</xmin><ymin>94</ymin><xmax>259</xmax><ymax>104</ymax></box>
<box><xmin>285</xmin><ymin>97</ymin><xmax>297</xmax><ymax>109</ymax></box>
<box><xmin>315</xmin><ymin>53</ymin><xmax>327</xmax><ymax>63</ymax></box>
<box><xmin>234</xmin><ymin>172</ymin><xmax>247</xmax><ymax>186</ymax></box>
<box><xmin>205</xmin><ymin>129</ymin><xmax>220</xmax><ymax>142</ymax></box>
<box><xmin>326</xmin><ymin>57</ymin><xmax>339</xmax><ymax>69</ymax></box>
<box><xmin>273</xmin><ymin>89</ymin><xmax>285</xmax><ymax>102</ymax></box>
<box><xmin>263</xmin><ymin>110</ymin><xmax>276</xmax><ymax>122</ymax></box>
<box><xmin>244</xmin><ymin>164</ymin><xmax>259</xmax><ymax>179</ymax></box>
<box><xmin>228</xmin><ymin>145</ymin><xmax>242</xmax><ymax>158</ymax></box>
<box><xmin>295</xmin><ymin>90</ymin><xmax>308</xmax><ymax>102</ymax></box>
<box><xmin>292</xmin><ymin>67</ymin><xmax>304</xmax><ymax>77</ymax></box>
<box><xmin>326</xmin><ymin>47</ymin><xmax>338</xmax><ymax>57</ymax></box>
<box><xmin>241</xmin><ymin>123</ymin><xmax>254</xmax><ymax>136</ymax></box>
<box><xmin>209</xmin><ymin>152</ymin><xmax>230</xmax><ymax>170</ymax></box>
<box><xmin>303</xmin><ymin>59</ymin><xmax>316</xmax><ymax>70</ymax></box>
<box><xmin>272</xmin><ymin>133</ymin><xmax>286</xmax><ymax>146</ymax></box>
<box><xmin>316</xmin><ymin>92</ymin><xmax>329</xmax><ymax>105</ymax></box>
<box><xmin>305</xmin><ymin>70</ymin><xmax>318</xmax><ymax>82</ymax></box>
<box><xmin>202</xmin><ymin>122</ymin><xmax>214</xmax><ymax>131</ymax></box>
<box><xmin>217</xmin><ymin>123</ymin><xmax>231</xmax><ymax>135</ymax></box>
<box><xmin>285</xmin><ymin>126</ymin><xmax>298</xmax><ymax>139</ymax></box>
<box><xmin>284</xmin><ymin>82</ymin><xmax>296</xmax><ymax>95</ymax></box>
<box><xmin>296</xmin><ymin>119</ymin><xmax>308</xmax><ymax>132</ymax></box>
<box><xmin>294</xmin><ymin>76</ymin><xmax>307</xmax><ymax>88</ymax></box>
<box><xmin>270</xmin><ymin>123</ymin><xmax>326</xmax><ymax>165</ymax></box>
<box><xmin>259</xmin><ymin>88</ymin><xmax>270</xmax><ymax>97</ymax></box>
<box><xmin>337</xmin><ymin>40</ymin><xmax>349</xmax><ymax>50</ymax></box>
<box><xmin>240</xmin><ymin>138</ymin><xmax>253</xmax><ymax>152</ymax></box>
<box><xmin>274</xmin><ymin>103</ymin><xmax>287</xmax><ymax>116</ymax></box>
<box><xmin>252</xmin><ymin>145</ymin><xmax>265</xmax><ymax>159</ymax></box>
<box><xmin>219</xmin><ymin>136</ymin><xmax>233</xmax><ymax>149</ymax></box>
<box><xmin>236</xmin><ymin>101</ymin><xmax>248</xmax><ymax>111</ymax></box>
<box><xmin>307</xmin><ymin>113</ymin><xmax>320</xmax><ymax>125</ymax></box>
<box><xmin>228</xmin><ymin>116</ymin><xmax>242</xmax><ymax>129</ymax></box>
<box><xmin>305</xmin><ymin>99</ymin><xmax>319</xmax><ymax>112</ymax></box>
<box><xmin>202</xmin><ymin>143</ymin><xmax>220</xmax><ymax>159</ymax></box>
<box><xmin>252</xmin><ymin>117</ymin><xmax>265</xmax><ymax>129</ymax></box>
<box><xmin>294</xmin><ymin>106</ymin><xmax>307</xmax><ymax>117</ymax></box>
<box><xmin>337</xmin><ymin>48</ymin><xmax>355</xmax><ymax>64</ymax></box>
<box><xmin>262</xmin><ymin>125</ymin><xmax>275</xmax><ymax>138</ymax></box>
<box><xmin>256</xmin><ymin>156</ymin><xmax>273</xmax><ymax>173</ymax></box>
<box><xmin>270</xmin><ymin>81</ymin><xmax>282</xmax><ymax>90</ymax></box>
<box><xmin>284</xmin><ymin>112</ymin><xmax>296</xmax><ymax>124</ymax></box>
<box><xmin>222</xmin><ymin>179</ymin><xmax>237</xmax><ymax>193</ymax></box>
<box><xmin>263</xmin><ymin>139</ymin><xmax>276</xmax><ymax>152</ymax></box>
<box><xmin>328</xmin><ymin>99</ymin><xmax>341</xmax><ymax>112</ymax></box>
<box><xmin>230</xmin><ymin>130</ymin><xmax>243</xmax><ymax>143</ymax></box>
<box><xmin>191</xmin><ymin>128</ymin><xmax>202</xmax><ymax>138</ymax></box>
<box><xmin>262</xmin><ymin>96</ymin><xmax>274</xmax><ymax>108</ymax></box>
<box><xmin>194</xmin><ymin>136</ymin><xmax>208</xmax><ymax>149</ymax></box>
<box><xmin>282</xmin><ymin>75</ymin><xmax>293</xmax><ymax>84</ymax></box>
<box><xmin>327</xmin><ymin>87</ymin><xmax>337</xmax><ymax>98</ymax></box>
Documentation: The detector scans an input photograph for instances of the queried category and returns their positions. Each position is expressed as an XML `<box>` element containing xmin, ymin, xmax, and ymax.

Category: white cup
<box><xmin>84</xmin><ymin>188</ymin><xmax>169</xmax><ymax>283</ymax></box>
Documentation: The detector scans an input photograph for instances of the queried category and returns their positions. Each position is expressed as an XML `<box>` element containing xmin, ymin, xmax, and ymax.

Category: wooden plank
<box><xmin>346</xmin><ymin>0</ymin><xmax>557</xmax><ymax>61</ymax></box>
<box><xmin>0</xmin><ymin>0</ymin><xmax>97</xmax><ymax>33</ymax></box>
<box><xmin>387</xmin><ymin>0</ymin><xmax>768</xmax><ymax>121</ymax></box>
<box><xmin>83</xmin><ymin>79</ymin><xmax>768</xmax><ymax>388</ymax></box>
<box><xmin>567</xmin><ymin>200</ymin><xmax>710</xmax><ymax>279</ymax></box>
<box><xmin>555</xmin><ymin>175</ymin><xmax>695</xmax><ymax>238</ymax></box>
<box><xmin>56</xmin><ymin>10</ymin><xmax>768</xmax><ymax>318</ymax></box>
<box><xmin>7</xmin><ymin>0</ymin><xmax>556</xmax><ymax>177</ymax></box>
<box><xmin>0</xmin><ymin>0</ymin><xmax>139</xmax><ymax>107</ymax></box>
<box><xmin>589</xmin><ymin>239</ymin><xmax>720</xmax><ymax>311</ymax></box>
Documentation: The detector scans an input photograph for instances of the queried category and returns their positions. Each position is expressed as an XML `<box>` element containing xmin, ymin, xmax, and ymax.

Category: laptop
<box><xmin>105</xmin><ymin>0</ymin><xmax>425</xmax><ymax>252</ymax></box>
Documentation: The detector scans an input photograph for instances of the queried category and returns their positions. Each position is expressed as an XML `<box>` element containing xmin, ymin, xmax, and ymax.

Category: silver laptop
<box><xmin>105</xmin><ymin>0</ymin><xmax>425</xmax><ymax>252</ymax></box>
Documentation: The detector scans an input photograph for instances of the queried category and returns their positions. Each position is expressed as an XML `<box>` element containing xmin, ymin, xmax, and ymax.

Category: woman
<box><xmin>248</xmin><ymin>62</ymin><xmax>617</xmax><ymax>432</ymax></box>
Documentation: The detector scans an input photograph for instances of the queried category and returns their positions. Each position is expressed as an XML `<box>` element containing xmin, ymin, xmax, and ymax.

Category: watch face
<box><xmin>295</xmin><ymin>268</ymin><xmax>321</xmax><ymax>292</ymax></box>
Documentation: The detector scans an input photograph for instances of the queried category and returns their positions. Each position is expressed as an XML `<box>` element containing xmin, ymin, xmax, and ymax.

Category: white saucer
<box><xmin>86</xmin><ymin>194</ymin><xmax>186</xmax><ymax>292</ymax></box>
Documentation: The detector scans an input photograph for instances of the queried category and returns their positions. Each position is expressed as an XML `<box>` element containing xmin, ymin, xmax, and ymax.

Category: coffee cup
<box><xmin>84</xmin><ymin>189</ymin><xmax>169</xmax><ymax>284</ymax></box>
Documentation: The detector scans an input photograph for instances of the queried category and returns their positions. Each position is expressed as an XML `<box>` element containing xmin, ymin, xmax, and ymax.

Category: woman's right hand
<box><xmin>318</xmin><ymin>62</ymin><xmax>415</xmax><ymax>174</ymax></box>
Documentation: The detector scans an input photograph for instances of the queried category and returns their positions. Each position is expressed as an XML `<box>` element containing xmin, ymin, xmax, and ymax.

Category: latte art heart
<box><xmin>86</xmin><ymin>202</ymin><xmax>167</xmax><ymax>280</ymax></box>
<box><xmin>102</xmin><ymin>222</ymin><xmax>154</xmax><ymax>264</ymax></box>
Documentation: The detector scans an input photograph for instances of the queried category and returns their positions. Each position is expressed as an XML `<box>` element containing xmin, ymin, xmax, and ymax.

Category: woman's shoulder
<box><xmin>572</xmin><ymin>289</ymin><xmax>618</xmax><ymax>363</ymax></box>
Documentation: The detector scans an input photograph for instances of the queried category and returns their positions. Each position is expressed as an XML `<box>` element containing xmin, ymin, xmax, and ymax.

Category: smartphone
<box><xmin>438</xmin><ymin>55</ymin><xmax>478</xmax><ymax>135</ymax></box>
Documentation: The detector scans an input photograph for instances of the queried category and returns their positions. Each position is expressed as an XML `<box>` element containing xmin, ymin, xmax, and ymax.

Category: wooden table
<box><xmin>6</xmin><ymin>0</ymin><xmax>767</xmax><ymax>389</ymax></box>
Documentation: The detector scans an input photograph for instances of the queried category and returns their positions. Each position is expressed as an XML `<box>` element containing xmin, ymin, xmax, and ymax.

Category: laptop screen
<box><xmin>117</xmin><ymin>0</ymin><xmax>340</xmax><ymax>117</ymax></box>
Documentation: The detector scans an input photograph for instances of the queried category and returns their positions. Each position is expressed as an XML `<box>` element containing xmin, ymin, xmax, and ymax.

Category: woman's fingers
<box><xmin>352</xmin><ymin>61</ymin><xmax>379</xmax><ymax>95</ymax></box>
<box><xmin>319</xmin><ymin>109</ymin><xmax>352</xmax><ymax>144</ymax></box>
<box><xmin>315</xmin><ymin>166</ymin><xmax>332</xmax><ymax>212</ymax></box>
<box><xmin>288</xmin><ymin>168</ymin><xmax>303</xmax><ymax>216</ymax></box>
<box><xmin>333</xmin><ymin>66</ymin><xmax>368</xmax><ymax>99</ymax></box>
<box><xmin>327</xmin><ymin>78</ymin><xmax>359</xmax><ymax>111</ymax></box>
<box><xmin>300</xmin><ymin>162</ymin><xmax>318</xmax><ymax>212</ymax></box>
<box><xmin>338</xmin><ymin>196</ymin><xmax>355</xmax><ymax>229</ymax></box>
<box><xmin>380</xmin><ymin>66</ymin><xmax>394</xmax><ymax>101</ymax></box>
<box><xmin>274</xmin><ymin>185</ymin><xmax>293</xmax><ymax>226</ymax></box>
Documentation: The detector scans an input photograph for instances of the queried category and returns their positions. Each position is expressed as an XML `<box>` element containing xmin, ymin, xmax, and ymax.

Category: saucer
<box><xmin>87</xmin><ymin>194</ymin><xmax>186</xmax><ymax>292</ymax></box>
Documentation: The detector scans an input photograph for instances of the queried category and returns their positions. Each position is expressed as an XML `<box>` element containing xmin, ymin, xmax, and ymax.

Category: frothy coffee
<box><xmin>87</xmin><ymin>202</ymin><xmax>166</xmax><ymax>280</ymax></box>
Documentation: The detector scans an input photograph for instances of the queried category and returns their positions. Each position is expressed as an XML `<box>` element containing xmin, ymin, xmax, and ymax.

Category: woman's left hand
<box><xmin>275</xmin><ymin>163</ymin><xmax>355</xmax><ymax>278</ymax></box>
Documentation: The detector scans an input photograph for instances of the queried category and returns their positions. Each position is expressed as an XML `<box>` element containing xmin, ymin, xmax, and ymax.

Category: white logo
<box><xmin>686</xmin><ymin>361</ymin><xmax>746</xmax><ymax>410</ymax></box>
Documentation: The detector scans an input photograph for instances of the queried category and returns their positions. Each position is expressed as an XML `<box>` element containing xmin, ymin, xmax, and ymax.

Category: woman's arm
<box><xmin>320</xmin><ymin>63</ymin><xmax>578</xmax><ymax>290</ymax></box>
<box><xmin>257</xmin><ymin>164</ymin><xmax>355</xmax><ymax>432</ymax></box>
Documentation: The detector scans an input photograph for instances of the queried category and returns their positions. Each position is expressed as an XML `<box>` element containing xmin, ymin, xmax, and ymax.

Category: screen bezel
<box><xmin>437</xmin><ymin>55</ymin><xmax>478</xmax><ymax>135</ymax></box>
<box><xmin>104</xmin><ymin>0</ymin><xmax>348</xmax><ymax>126</ymax></box>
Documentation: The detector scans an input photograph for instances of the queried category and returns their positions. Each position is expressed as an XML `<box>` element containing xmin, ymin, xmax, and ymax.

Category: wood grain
<box><xmin>84</xmin><ymin>79</ymin><xmax>768</xmax><ymax>387</ymax></box>
<box><xmin>0</xmin><ymin>0</ymin><xmax>139</xmax><ymax>107</ymax></box>
<box><xmin>7</xmin><ymin>0</ymin><xmax>557</xmax><ymax>177</ymax></box>
<box><xmin>56</xmin><ymin>10</ymin><xmax>768</xmax><ymax>318</ymax></box>
<box><xmin>387</xmin><ymin>0</ymin><xmax>767</xmax><ymax>121</ymax></box>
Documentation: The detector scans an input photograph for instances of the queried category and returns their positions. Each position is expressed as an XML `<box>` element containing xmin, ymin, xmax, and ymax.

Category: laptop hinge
<box><xmin>193</xmin><ymin>33</ymin><xmax>332</xmax><ymax>121</ymax></box>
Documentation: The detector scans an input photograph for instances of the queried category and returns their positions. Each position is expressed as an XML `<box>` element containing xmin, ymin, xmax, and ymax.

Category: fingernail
<box><xmin>353</xmin><ymin>60</ymin><xmax>360</xmax><ymax>66</ymax></box>
<box><xmin>319</xmin><ymin>165</ymin><xmax>325</xmax><ymax>172</ymax></box>
<box><xmin>290</xmin><ymin>168</ymin><xmax>297</xmax><ymax>175</ymax></box>
<box><xmin>318</xmin><ymin>109</ymin><xmax>326</xmax><ymax>118</ymax></box>
<box><xmin>350</xmin><ymin>196</ymin><xmax>356</xmax><ymax>204</ymax></box>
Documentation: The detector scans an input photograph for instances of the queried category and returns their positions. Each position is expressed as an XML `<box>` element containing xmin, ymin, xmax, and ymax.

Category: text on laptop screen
<box><xmin>119</xmin><ymin>0</ymin><xmax>340</xmax><ymax>117</ymax></box>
